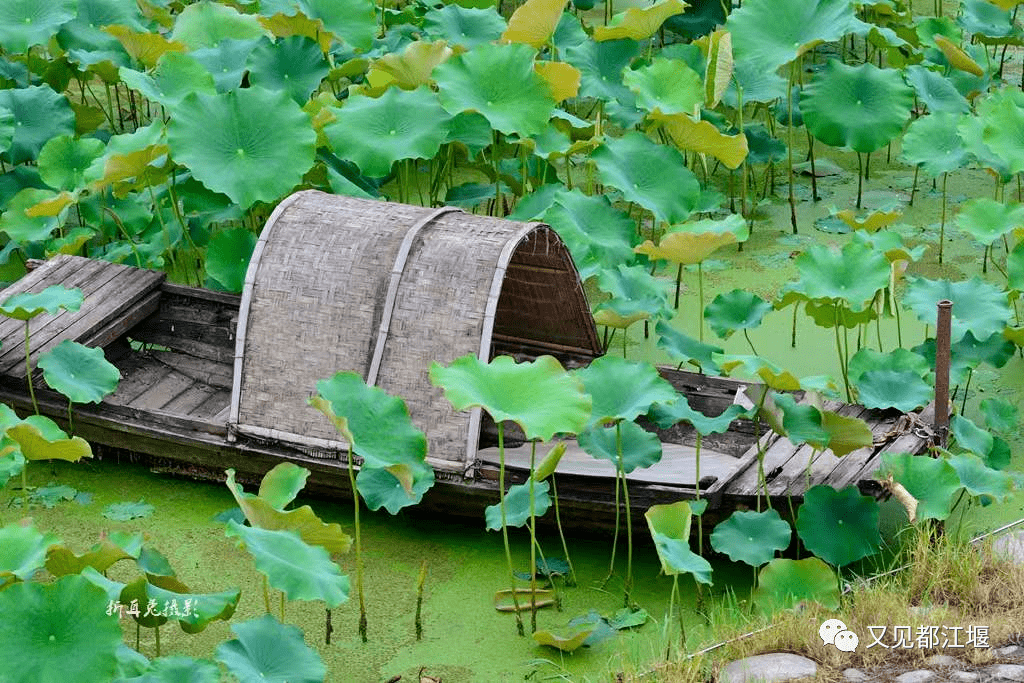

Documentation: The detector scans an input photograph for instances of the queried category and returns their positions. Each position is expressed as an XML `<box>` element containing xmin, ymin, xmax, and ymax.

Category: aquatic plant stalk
<box><xmin>498</xmin><ymin>423</ymin><xmax>525</xmax><ymax>636</ymax></box>
<box><xmin>415</xmin><ymin>559</ymin><xmax>427</xmax><ymax>640</ymax></box>
<box><xmin>24</xmin><ymin>321</ymin><xmax>38</xmax><ymax>415</ymax></box>
<box><xmin>347</xmin><ymin>446</ymin><xmax>368</xmax><ymax>642</ymax></box>
<box><xmin>617</xmin><ymin>423</ymin><xmax>634</xmax><ymax>607</ymax></box>
<box><xmin>528</xmin><ymin>440</ymin><xmax>538</xmax><ymax>633</ymax></box>
<box><xmin>786</xmin><ymin>61</ymin><xmax>798</xmax><ymax>234</ymax></box>
<box><xmin>550</xmin><ymin>474</ymin><xmax>577</xmax><ymax>586</ymax></box>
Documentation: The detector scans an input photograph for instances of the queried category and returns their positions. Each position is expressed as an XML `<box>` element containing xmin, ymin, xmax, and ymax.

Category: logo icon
<box><xmin>820</xmin><ymin>619</ymin><xmax>858</xmax><ymax>652</ymax></box>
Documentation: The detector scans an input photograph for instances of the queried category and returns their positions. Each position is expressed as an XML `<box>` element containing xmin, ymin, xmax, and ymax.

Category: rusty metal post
<box><xmin>934</xmin><ymin>300</ymin><xmax>953</xmax><ymax>447</ymax></box>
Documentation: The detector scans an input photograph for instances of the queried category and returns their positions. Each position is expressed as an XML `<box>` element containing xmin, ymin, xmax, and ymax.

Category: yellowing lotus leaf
<box><xmin>593</xmin><ymin>309</ymin><xmax>648</xmax><ymax>328</ymax></box>
<box><xmin>534</xmin><ymin>61</ymin><xmax>581</xmax><ymax>101</ymax></box>
<box><xmin>367</xmin><ymin>41</ymin><xmax>454</xmax><ymax>91</ymax></box>
<box><xmin>834</xmin><ymin>208</ymin><xmax>901</xmax><ymax>233</ymax></box>
<box><xmin>258</xmin><ymin>12</ymin><xmax>332</xmax><ymax>52</ymax></box>
<box><xmin>26</xmin><ymin>192</ymin><xmax>76</xmax><ymax>218</ymax></box>
<box><xmin>702</xmin><ymin>29</ymin><xmax>733</xmax><ymax>108</ymax></box>
<box><xmin>105</xmin><ymin>25</ymin><xmax>186</xmax><ymax>69</ymax></box>
<box><xmin>594</xmin><ymin>0</ymin><xmax>689</xmax><ymax>41</ymax></box>
<box><xmin>652</xmin><ymin>111</ymin><xmax>748</xmax><ymax>169</ymax></box>
<box><xmin>637</xmin><ymin>231</ymin><xmax>736</xmax><ymax>266</ymax></box>
<box><xmin>501</xmin><ymin>0</ymin><xmax>566</xmax><ymax>48</ymax></box>
<box><xmin>934</xmin><ymin>35</ymin><xmax>984</xmax><ymax>76</ymax></box>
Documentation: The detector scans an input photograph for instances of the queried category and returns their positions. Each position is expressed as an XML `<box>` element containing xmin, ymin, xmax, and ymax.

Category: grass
<box><xmin>626</xmin><ymin>522</ymin><xmax>1024</xmax><ymax>682</ymax></box>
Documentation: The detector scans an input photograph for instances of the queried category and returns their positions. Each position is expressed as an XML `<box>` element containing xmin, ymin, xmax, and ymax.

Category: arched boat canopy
<box><xmin>228</xmin><ymin>191</ymin><xmax>601</xmax><ymax>473</ymax></box>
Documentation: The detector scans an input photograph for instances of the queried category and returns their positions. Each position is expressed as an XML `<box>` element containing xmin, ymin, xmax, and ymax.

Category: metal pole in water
<box><xmin>934</xmin><ymin>299</ymin><xmax>953</xmax><ymax>448</ymax></box>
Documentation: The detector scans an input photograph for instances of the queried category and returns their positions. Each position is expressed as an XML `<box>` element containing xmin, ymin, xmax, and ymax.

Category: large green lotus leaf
<box><xmin>430</xmin><ymin>354</ymin><xmax>590</xmax><ymax>441</ymax></box>
<box><xmin>0</xmin><ymin>105</ymin><xmax>13</xmax><ymax>156</ymax></box>
<box><xmin>789</xmin><ymin>242</ymin><xmax>891</xmax><ymax>311</ymax></box>
<box><xmin>903</xmin><ymin>65</ymin><xmax>970</xmax><ymax>115</ymax></box>
<box><xmin>144</xmin><ymin>583</ymin><xmax>241</xmax><ymax>634</ymax></box>
<box><xmin>434</xmin><ymin>43</ymin><xmax>554</xmax><ymax>137</ymax></box>
<box><xmin>596</xmin><ymin>264</ymin><xmax>672</xmax><ymax>321</ymax></box>
<box><xmin>959</xmin><ymin>101</ymin><xmax>1013</xmax><ymax>182</ymax></box>
<box><xmin>365</xmin><ymin>40</ymin><xmax>454</xmax><ymax>93</ymax></box>
<box><xmin>225</xmin><ymin>469</ymin><xmax>352</xmax><ymax>554</ymax></box>
<box><xmin>769</xmin><ymin>392</ymin><xmax>830</xmax><ymax>449</ymax></box>
<box><xmin>644</xmin><ymin>502</ymin><xmax>712</xmax><ymax>582</ymax></box>
<box><xmin>950</xmin><ymin>414</ymin><xmax>994</xmax><ymax>459</ymax></box>
<box><xmin>710</xmin><ymin>509</ymin><xmax>791</xmax><ymax>567</ymax></box>
<box><xmin>258</xmin><ymin>0</ymin><xmax>375</xmax><ymax>52</ymax></box>
<box><xmin>980</xmin><ymin>397</ymin><xmax>1018</xmax><ymax>434</ymax></box>
<box><xmin>6</xmin><ymin>422</ymin><xmax>91</xmax><ymax>463</ymax></box>
<box><xmin>171</xmin><ymin>1</ymin><xmax>271</xmax><ymax>49</ymax></box>
<box><xmin>753</xmin><ymin>557</ymin><xmax>838</xmax><ymax>612</ymax></box>
<box><xmin>0</xmin><ymin>575</ymin><xmax>122</xmax><ymax>683</ymax></box>
<box><xmin>311</xmin><ymin>371</ymin><xmax>427</xmax><ymax>468</ymax></box>
<box><xmin>594</xmin><ymin>0</ymin><xmax>686</xmax><ymax>41</ymax></box>
<box><xmin>226</xmin><ymin>522</ymin><xmax>349</xmax><ymax>607</ymax></box>
<box><xmin>0</xmin><ymin>86</ymin><xmax>76</xmax><ymax>165</ymax></box>
<box><xmin>0</xmin><ymin>282</ymin><xmax>81</xmax><ymax>321</ymax></box>
<box><xmin>356</xmin><ymin>460</ymin><xmax>434</xmax><ymax>514</ymax></box>
<box><xmin>904</xmin><ymin>276</ymin><xmax>1011</xmax><ymax>343</ymax></box>
<box><xmin>45</xmin><ymin>538</ymin><xmax>132</xmax><ymax>577</ymax></box>
<box><xmin>636</xmin><ymin>215</ymin><xmax>749</xmax><ymax>266</ymax></box>
<box><xmin>38</xmin><ymin>340</ymin><xmax>120</xmax><ymax>404</ymax></box>
<box><xmin>0</xmin><ymin>524</ymin><xmax>61</xmax><ymax>584</ymax></box>
<box><xmin>564</xmin><ymin>39</ymin><xmax>638</xmax><ymax>103</ymax></box>
<box><xmin>204</xmin><ymin>227</ymin><xmax>255</xmax><ymax>294</ymax></box>
<box><xmin>800</xmin><ymin>60</ymin><xmax>913</xmax><ymax>153</ymax></box>
<box><xmin>257</xmin><ymin>462</ymin><xmax>309</xmax><ymax>509</ymax></box>
<box><xmin>0</xmin><ymin>0</ymin><xmax>77</xmax><ymax>54</ymax></box>
<box><xmin>577</xmin><ymin>421</ymin><xmax>662</xmax><ymax>474</ymax></box>
<box><xmin>168</xmin><ymin>87</ymin><xmax>314</xmax><ymax>210</ymax></box>
<box><xmin>959</xmin><ymin>0</ymin><xmax>1018</xmax><ymax>41</ymax></box>
<box><xmin>623</xmin><ymin>58</ymin><xmax>703</xmax><ymax>115</ymax></box>
<box><xmin>876</xmin><ymin>453</ymin><xmax>960</xmax><ymax>522</ymax></box>
<box><xmin>103</xmin><ymin>499</ymin><xmax>154</xmax><ymax>521</ymax></box>
<box><xmin>819</xmin><ymin>410</ymin><xmax>873</xmax><ymax>457</ymax></box>
<box><xmin>37</xmin><ymin>136</ymin><xmax>106</xmax><ymax>192</ymax></box>
<box><xmin>900</xmin><ymin>111</ymin><xmax>970</xmax><ymax>177</ymax></box>
<box><xmin>796</xmin><ymin>485</ymin><xmax>880</xmax><ymax>567</ymax></box>
<box><xmin>540</xmin><ymin>190</ymin><xmax>637</xmax><ymax>280</ymax></box>
<box><xmin>648</xmin><ymin>394</ymin><xmax>750</xmax><ymax>435</ymax></box>
<box><xmin>726</xmin><ymin>56</ymin><xmax>788</xmax><ymax>106</ymax></box>
<box><xmin>125</xmin><ymin>655</ymin><xmax>220</xmax><ymax>683</ymax></box>
<box><xmin>591</xmin><ymin>132</ymin><xmax>701</xmax><ymax>225</ymax></box>
<box><xmin>655</xmin><ymin>320</ymin><xmax>723</xmax><ymax>374</ymax></box>
<box><xmin>848</xmin><ymin>348</ymin><xmax>931</xmax><ymax>384</ymax></box>
<box><xmin>0</xmin><ymin>449</ymin><xmax>25</xmax><ymax>488</ymax></box>
<box><xmin>189</xmin><ymin>38</ymin><xmax>260</xmax><ymax>92</ymax></box>
<box><xmin>325</xmin><ymin>87</ymin><xmax>450</xmax><ymax>177</ymax></box>
<box><xmin>484</xmin><ymin>479</ymin><xmax>551</xmax><ymax>530</ymax></box>
<box><xmin>855</xmin><ymin>369</ymin><xmax>932</xmax><ymax>412</ymax></box>
<box><xmin>0</xmin><ymin>188</ymin><xmax>62</xmax><ymax>244</ymax></box>
<box><xmin>215</xmin><ymin>614</ymin><xmax>326</xmax><ymax>683</ymax></box>
<box><xmin>247</xmin><ymin>36</ymin><xmax>329</xmax><ymax>104</ymax></box>
<box><xmin>422</xmin><ymin>5</ymin><xmax>507</xmax><ymax>49</ymax></box>
<box><xmin>956</xmin><ymin>198</ymin><xmax>1024</xmax><ymax>246</ymax></box>
<box><xmin>575</xmin><ymin>355</ymin><xmax>676</xmax><ymax>425</ymax></box>
<box><xmin>946</xmin><ymin>453</ymin><xmax>1014</xmax><ymax>504</ymax></box>
<box><xmin>717</xmin><ymin>355</ymin><xmax>810</xmax><ymax>392</ymax></box>
<box><xmin>725</xmin><ymin>0</ymin><xmax>867</xmax><ymax>73</ymax></box>
<box><xmin>979</xmin><ymin>88</ymin><xmax>1024</xmax><ymax>175</ymax></box>
<box><xmin>704</xmin><ymin>289</ymin><xmax>772</xmax><ymax>340</ymax></box>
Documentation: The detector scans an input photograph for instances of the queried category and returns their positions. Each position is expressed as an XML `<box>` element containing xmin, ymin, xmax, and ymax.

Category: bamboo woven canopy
<box><xmin>228</xmin><ymin>191</ymin><xmax>601</xmax><ymax>473</ymax></box>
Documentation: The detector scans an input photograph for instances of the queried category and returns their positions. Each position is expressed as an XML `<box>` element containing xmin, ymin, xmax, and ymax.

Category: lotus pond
<box><xmin>1</xmin><ymin>0</ymin><xmax>1024</xmax><ymax>680</ymax></box>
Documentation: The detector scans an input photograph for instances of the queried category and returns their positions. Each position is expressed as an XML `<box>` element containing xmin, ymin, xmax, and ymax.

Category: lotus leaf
<box><xmin>103</xmin><ymin>499</ymin><xmax>155</xmax><ymax>521</ymax></box>
<box><xmin>623</xmin><ymin>58</ymin><xmax>703</xmax><ymax>116</ymax></box>
<box><xmin>0</xmin><ymin>188</ymin><xmax>62</xmax><ymax>243</ymax></box>
<box><xmin>216</xmin><ymin>614</ymin><xmax>326</xmax><ymax>683</ymax></box>
<box><xmin>743</xmin><ymin>124</ymin><xmax>787</xmax><ymax>166</ymax></box>
<box><xmin>1011</xmin><ymin>242</ymin><xmax>1024</xmax><ymax>291</ymax></box>
<box><xmin>607</xmin><ymin>606</ymin><xmax>648</xmax><ymax>630</ymax></box>
<box><xmin>638</xmin><ymin>215</ymin><xmax>749</xmax><ymax>269</ymax></box>
<box><xmin>106</xmin><ymin>26</ymin><xmax>187</xmax><ymax>69</ymax></box>
<box><xmin>649</xmin><ymin>395</ymin><xmax>749</xmax><ymax>435</ymax></box>
<box><xmin>171</xmin><ymin>2</ymin><xmax>271</xmax><ymax>49</ymax></box>
<box><xmin>532</xmin><ymin>443</ymin><xmax>567</xmax><ymax>481</ymax></box>
<box><xmin>135</xmin><ymin>546</ymin><xmax>175</xmax><ymax>577</ymax></box>
<box><xmin>0</xmin><ymin>575</ymin><xmax>122</xmax><ymax>683</ymax></box>
<box><xmin>45</xmin><ymin>538</ymin><xmax>133</xmax><ymax>577</ymax></box>
<box><xmin>594</xmin><ymin>0</ymin><xmax>688</xmax><ymax>41</ymax></box>
<box><xmin>564</xmin><ymin>38</ymin><xmax>638</xmax><ymax>104</ymax></box>
<box><xmin>596</xmin><ymin>264</ymin><xmax>672</xmax><ymax>322</ymax></box>
<box><xmin>124</xmin><ymin>656</ymin><xmax>221</xmax><ymax>683</ymax></box>
<box><xmin>257</xmin><ymin>462</ymin><xmax>309</xmax><ymax>509</ymax></box>
<box><xmin>703</xmin><ymin>289</ymin><xmax>771</xmax><ymax>341</ymax></box>
<box><xmin>258</xmin><ymin>0</ymin><xmax>376</xmax><ymax>51</ymax></box>
<box><xmin>903</xmin><ymin>65</ymin><xmax>970</xmax><ymax>115</ymax></box>
<box><xmin>0</xmin><ymin>449</ymin><xmax>25</xmax><ymax>488</ymax></box>
<box><xmin>0</xmin><ymin>0</ymin><xmax>77</xmax><ymax>54</ymax></box>
<box><xmin>957</xmin><ymin>198</ymin><xmax>1024</xmax><ymax>246</ymax></box>
<box><xmin>444</xmin><ymin>181</ymin><xmax>513</xmax><ymax>207</ymax></box>
<box><xmin>876</xmin><ymin>453</ymin><xmax>960</xmax><ymax>522</ymax></box>
<box><xmin>901</xmin><ymin>112</ymin><xmax>970</xmax><ymax>178</ymax></box>
<box><xmin>204</xmin><ymin>227</ymin><xmax>256</xmax><ymax>294</ymax></box>
<box><xmin>422</xmin><ymin>6</ymin><xmax>506</xmax><ymax>49</ymax></box>
<box><xmin>225</xmin><ymin>470</ymin><xmax>352</xmax><ymax>554</ymax></box>
<box><xmin>325</xmin><ymin>87</ymin><xmax>450</xmax><ymax>177</ymax></box>
<box><xmin>227</xmin><ymin>522</ymin><xmax>349</xmax><ymax>607</ymax></box>
<box><xmin>848</xmin><ymin>348</ymin><xmax>930</xmax><ymax>384</ymax></box>
<box><xmin>7</xmin><ymin>422</ymin><xmax>91</xmax><ymax>463</ymax></box>
<box><xmin>645</xmin><ymin>502</ymin><xmax>712</xmax><ymax>583</ymax></box>
<box><xmin>656</xmin><ymin>321</ymin><xmax>723</xmax><ymax>374</ymax></box>
<box><xmin>37</xmin><ymin>136</ymin><xmax>105</xmax><ymax>193</ymax></box>
<box><xmin>501</xmin><ymin>0</ymin><xmax>565</xmax><ymax>48</ymax></box>
<box><xmin>904</xmin><ymin>276</ymin><xmax>1011</xmax><ymax>343</ymax></box>
<box><xmin>592</xmin><ymin>132</ymin><xmax>701</xmax><ymax>225</ymax></box>
<box><xmin>753</xmin><ymin>557</ymin><xmax>839</xmax><ymax>612</ymax></box>
<box><xmin>788</xmin><ymin>242</ymin><xmax>891</xmax><ymax>311</ymax></box>
<box><xmin>710</xmin><ymin>509</ymin><xmax>791</xmax><ymax>567</ymax></box>
<box><xmin>577</xmin><ymin>421</ymin><xmax>662</xmax><ymax>473</ymax></box>
<box><xmin>356</xmin><ymin>461</ymin><xmax>434</xmax><ymax>514</ymax></box>
<box><xmin>979</xmin><ymin>89</ymin><xmax>1024</xmax><ymax>175</ymax></box>
<box><xmin>167</xmin><ymin>87</ymin><xmax>315</xmax><ymax>210</ymax></box>
<box><xmin>818</xmin><ymin>410</ymin><xmax>873</xmax><ymax>457</ymax></box>
<box><xmin>143</xmin><ymin>583</ymin><xmax>241</xmax><ymax>634</ymax></box>
<box><xmin>484</xmin><ymin>480</ymin><xmax>551</xmax><ymax>529</ymax></box>
<box><xmin>960</xmin><ymin>105</ymin><xmax>1013</xmax><ymax>182</ymax></box>
<box><xmin>366</xmin><ymin>41</ymin><xmax>453</xmax><ymax>92</ymax></box>
<box><xmin>188</xmin><ymin>38</ymin><xmax>260</xmax><ymax>92</ymax></box>
<box><xmin>431</xmin><ymin>354</ymin><xmax>589</xmax><ymax>441</ymax></box>
<box><xmin>534</xmin><ymin>61</ymin><xmax>580</xmax><ymax>101</ymax></box>
<box><xmin>0</xmin><ymin>523</ymin><xmax>61</xmax><ymax>584</ymax></box>
<box><xmin>726</xmin><ymin>56</ymin><xmax>788</xmax><ymax>107</ymax></box>
<box><xmin>854</xmin><ymin>369</ymin><xmax>932</xmax><ymax>412</ymax></box>
<box><xmin>539</xmin><ymin>190</ymin><xmax>637</xmax><ymax>280</ymax></box>
<box><xmin>433</xmin><ymin>42</ymin><xmax>554</xmax><ymax>137</ymax></box>
<box><xmin>796</xmin><ymin>485</ymin><xmax>880</xmax><ymax>567</ymax></box>
<box><xmin>566</xmin><ymin>609</ymin><xmax>616</xmax><ymax>645</ymax></box>
<box><xmin>37</xmin><ymin>340</ymin><xmax>120</xmax><ymax>404</ymax></box>
<box><xmin>0</xmin><ymin>86</ymin><xmax>76</xmax><ymax>165</ymax></box>
<box><xmin>726</xmin><ymin>0</ymin><xmax>867</xmax><ymax>73</ymax></box>
<box><xmin>651</xmin><ymin>111</ymin><xmax>749</xmax><ymax>170</ymax></box>
<box><xmin>951</xmin><ymin>414</ymin><xmax>994</xmax><ymax>459</ymax></box>
<box><xmin>959</xmin><ymin>0</ymin><xmax>1018</xmax><ymax>41</ymax></box>
<box><xmin>766</xmin><ymin>392</ymin><xmax>829</xmax><ymax>449</ymax></box>
<box><xmin>933</xmin><ymin>35</ymin><xmax>985</xmax><ymax>76</ymax></box>
<box><xmin>946</xmin><ymin>453</ymin><xmax>1014</xmax><ymax>504</ymax></box>
<box><xmin>979</xmin><ymin>397</ymin><xmax>1018</xmax><ymax>434</ymax></box>
<box><xmin>247</xmin><ymin>36</ymin><xmax>329</xmax><ymax>104</ymax></box>
<box><xmin>575</xmin><ymin>355</ymin><xmax>676</xmax><ymax>425</ymax></box>
<box><xmin>532</xmin><ymin>625</ymin><xmax>594</xmax><ymax>652</ymax></box>
<box><xmin>29</xmin><ymin>484</ymin><xmax>77</xmax><ymax>508</ymax></box>
<box><xmin>112</xmin><ymin>643</ymin><xmax>151</xmax><ymax>680</ymax></box>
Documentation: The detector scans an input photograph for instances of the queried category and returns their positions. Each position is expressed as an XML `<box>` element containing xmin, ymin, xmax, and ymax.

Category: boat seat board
<box><xmin>0</xmin><ymin>255</ymin><xmax>165</xmax><ymax>378</ymax></box>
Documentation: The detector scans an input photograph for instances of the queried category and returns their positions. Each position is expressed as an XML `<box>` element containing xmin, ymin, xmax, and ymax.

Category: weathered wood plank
<box><xmin>766</xmin><ymin>403</ymin><xmax>866</xmax><ymax>496</ymax></box>
<box><xmin>147</xmin><ymin>350</ymin><xmax>232</xmax><ymax>389</ymax></box>
<box><xmin>189</xmin><ymin>388</ymin><xmax>231</xmax><ymax>420</ymax></box>
<box><xmin>162</xmin><ymin>382</ymin><xmax>217</xmax><ymax>415</ymax></box>
<box><xmin>106</xmin><ymin>361</ymin><xmax>173</xmax><ymax>406</ymax></box>
<box><xmin>818</xmin><ymin>411</ymin><xmax>901</xmax><ymax>490</ymax></box>
<box><xmin>131</xmin><ymin>370</ymin><xmax>196</xmax><ymax>411</ymax></box>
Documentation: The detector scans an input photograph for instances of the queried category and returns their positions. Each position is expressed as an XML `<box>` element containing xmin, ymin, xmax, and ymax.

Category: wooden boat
<box><xmin>0</xmin><ymin>192</ymin><xmax>931</xmax><ymax>529</ymax></box>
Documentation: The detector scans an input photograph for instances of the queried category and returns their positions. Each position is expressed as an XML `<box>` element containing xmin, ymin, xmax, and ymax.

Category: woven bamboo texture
<box><xmin>231</xmin><ymin>191</ymin><xmax>599</xmax><ymax>468</ymax></box>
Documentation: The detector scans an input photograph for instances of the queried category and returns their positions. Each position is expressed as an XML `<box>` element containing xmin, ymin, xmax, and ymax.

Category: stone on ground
<box><xmin>993</xmin><ymin>531</ymin><xmax>1024</xmax><ymax>564</ymax></box>
<box><xmin>987</xmin><ymin>663</ymin><xmax>1024</xmax><ymax>681</ymax></box>
<box><xmin>948</xmin><ymin>672</ymin><xmax>981</xmax><ymax>682</ymax></box>
<box><xmin>719</xmin><ymin>653</ymin><xmax>817</xmax><ymax>682</ymax></box>
<box><xmin>894</xmin><ymin>671</ymin><xmax>937</xmax><ymax>683</ymax></box>
<box><xmin>842</xmin><ymin>668</ymin><xmax>870</xmax><ymax>682</ymax></box>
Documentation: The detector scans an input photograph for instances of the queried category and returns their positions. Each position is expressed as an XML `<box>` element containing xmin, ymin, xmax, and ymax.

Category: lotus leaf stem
<box><xmin>940</xmin><ymin>172</ymin><xmax>948</xmax><ymax>264</ymax></box>
<box><xmin>346</xmin><ymin>446</ymin><xmax>368</xmax><ymax>642</ymax></box>
<box><xmin>528</xmin><ymin>440</ymin><xmax>538</xmax><ymax>633</ymax></box>
<box><xmin>617</xmin><ymin>422</ymin><xmax>634</xmax><ymax>607</ymax></box>
<box><xmin>834</xmin><ymin>303</ymin><xmax>852</xmax><ymax>402</ymax></box>
<box><xmin>786</xmin><ymin>61</ymin><xmax>798</xmax><ymax>234</ymax></box>
<box><xmin>262</xmin><ymin>574</ymin><xmax>270</xmax><ymax>614</ymax></box>
<box><xmin>743</xmin><ymin>329</ymin><xmax>758</xmax><ymax>356</ymax></box>
<box><xmin>497</xmin><ymin>423</ymin><xmax>525</xmax><ymax>636</ymax></box>
<box><xmin>695</xmin><ymin>433</ymin><xmax>703</xmax><ymax>556</ymax></box>
<box><xmin>550</xmin><ymin>475</ymin><xmax>576</xmax><ymax>586</ymax></box>
<box><xmin>697</xmin><ymin>262</ymin><xmax>705</xmax><ymax>343</ymax></box>
<box><xmin>416</xmin><ymin>559</ymin><xmax>427</xmax><ymax>640</ymax></box>
<box><xmin>24</xmin><ymin>321</ymin><xmax>38</xmax><ymax>415</ymax></box>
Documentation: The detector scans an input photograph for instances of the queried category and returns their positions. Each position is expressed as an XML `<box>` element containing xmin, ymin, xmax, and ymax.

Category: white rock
<box><xmin>993</xmin><ymin>531</ymin><xmax>1024</xmax><ymax>565</ymax></box>
<box><xmin>949</xmin><ymin>673</ymin><xmax>981</xmax><ymax>682</ymax></box>
<box><xmin>894</xmin><ymin>671</ymin><xmax>937</xmax><ymax>683</ymax></box>
<box><xmin>843</xmin><ymin>668</ymin><xmax>871</xmax><ymax>682</ymax></box>
<box><xmin>987</xmin><ymin>663</ymin><xmax>1024</xmax><ymax>681</ymax></box>
<box><xmin>719</xmin><ymin>653</ymin><xmax>818</xmax><ymax>682</ymax></box>
<box><xmin>925</xmin><ymin>654</ymin><xmax>959</xmax><ymax>668</ymax></box>
<box><xmin>997</xmin><ymin>645</ymin><xmax>1022</xmax><ymax>657</ymax></box>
